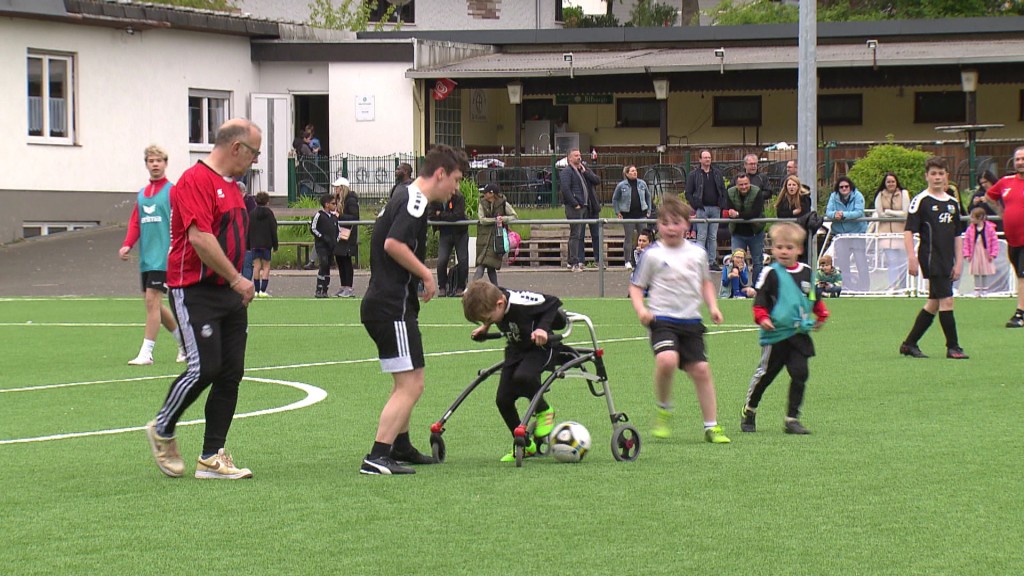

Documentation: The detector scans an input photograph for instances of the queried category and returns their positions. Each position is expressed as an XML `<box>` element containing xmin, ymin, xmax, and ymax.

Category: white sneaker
<box><xmin>625</xmin><ymin>262</ymin><xmax>633</xmax><ymax>270</ymax></box>
<box><xmin>128</xmin><ymin>355</ymin><xmax>154</xmax><ymax>366</ymax></box>
<box><xmin>176</xmin><ymin>349</ymin><xmax>187</xmax><ymax>363</ymax></box>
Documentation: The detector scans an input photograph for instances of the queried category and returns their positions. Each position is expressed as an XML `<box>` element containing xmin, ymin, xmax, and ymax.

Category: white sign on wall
<box><xmin>355</xmin><ymin>95</ymin><xmax>375</xmax><ymax>122</ymax></box>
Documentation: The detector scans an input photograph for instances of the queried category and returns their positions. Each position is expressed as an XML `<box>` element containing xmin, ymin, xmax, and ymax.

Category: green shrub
<box><xmin>846</xmin><ymin>144</ymin><xmax>931</xmax><ymax>206</ymax></box>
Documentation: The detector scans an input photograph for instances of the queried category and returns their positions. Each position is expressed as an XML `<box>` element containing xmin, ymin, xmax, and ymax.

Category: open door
<box><xmin>249</xmin><ymin>93</ymin><xmax>290</xmax><ymax>198</ymax></box>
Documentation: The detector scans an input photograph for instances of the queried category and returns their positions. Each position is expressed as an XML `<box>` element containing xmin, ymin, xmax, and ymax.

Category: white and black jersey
<box><xmin>906</xmin><ymin>191</ymin><xmax>965</xmax><ymax>277</ymax></box>
<box><xmin>495</xmin><ymin>288</ymin><xmax>565</xmax><ymax>355</ymax></box>
<box><xmin>360</xmin><ymin>183</ymin><xmax>430</xmax><ymax>322</ymax></box>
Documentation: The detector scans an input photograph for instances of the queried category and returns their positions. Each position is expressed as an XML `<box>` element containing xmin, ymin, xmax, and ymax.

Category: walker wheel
<box><xmin>514</xmin><ymin>444</ymin><xmax>525</xmax><ymax>468</ymax></box>
<box><xmin>611</xmin><ymin>425</ymin><xmax>641</xmax><ymax>462</ymax></box>
<box><xmin>430</xmin><ymin>432</ymin><xmax>447</xmax><ymax>463</ymax></box>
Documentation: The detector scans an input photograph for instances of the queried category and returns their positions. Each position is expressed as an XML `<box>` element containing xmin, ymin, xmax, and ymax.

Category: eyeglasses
<box><xmin>236</xmin><ymin>141</ymin><xmax>261</xmax><ymax>158</ymax></box>
<box><xmin>839</xmin><ymin>184</ymin><xmax>850</xmax><ymax>189</ymax></box>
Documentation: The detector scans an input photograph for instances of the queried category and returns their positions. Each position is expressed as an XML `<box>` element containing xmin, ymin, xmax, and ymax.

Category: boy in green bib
<box><xmin>740</xmin><ymin>222</ymin><xmax>829</xmax><ymax>435</ymax></box>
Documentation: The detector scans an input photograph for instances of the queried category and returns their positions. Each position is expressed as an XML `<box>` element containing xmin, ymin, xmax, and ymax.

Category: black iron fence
<box><xmin>291</xmin><ymin>153</ymin><xmax>419</xmax><ymax>203</ymax></box>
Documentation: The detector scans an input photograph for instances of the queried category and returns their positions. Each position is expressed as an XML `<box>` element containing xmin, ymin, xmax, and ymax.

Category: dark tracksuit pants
<box><xmin>496</xmin><ymin>346</ymin><xmax>563</xmax><ymax>434</ymax></box>
<box><xmin>157</xmin><ymin>285</ymin><xmax>248</xmax><ymax>455</ymax></box>
<box><xmin>745</xmin><ymin>337</ymin><xmax>811</xmax><ymax>419</ymax></box>
<box><xmin>315</xmin><ymin>245</ymin><xmax>333</xmax><ymax>294</ymax></box>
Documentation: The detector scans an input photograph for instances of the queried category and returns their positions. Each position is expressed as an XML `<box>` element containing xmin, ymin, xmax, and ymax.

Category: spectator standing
<box><xmin>971</xmin><ymin>170</ymin><xmax>1001</xmax><ymax>232</ymax></box>
<box><xmin>429</xmin><ymin>181</ymin><xmax>469</xmax><ymax>296</ymax></box>
<box><xmin>247</xmin><ymin>192</ymin><xmax>278</xmax><ymax>298</ymax></box>
<box><xmin>743</xmin><ymin>153</ymin><xmax>772</xmax><ymax>198</ymax></box>
<box><xmin>964</xmin><ymin>207</ymin><xmax>999</xmax><ymax>296</ymax></box>
<box><xmin>725</xmin><ymin>173</ymin><xmax>766</xmax><ymax>282</ymax></box>
<box><xmin>389</xmin><ymin>162</ymin><xmax>414</xmax><ymax>198</ymax></box>
<box><xmin>612</xmin><ymin>165</ymin><xmax>652</xmax><ymax>270</ymax></box>
<box><xmin>119</xmin><ymin>144</ymin><xmax>185</xmax><ymax>365</ymax></box>
<box><xmin>145</xmin><ymin>118</ymin><xmax>259</xmax><ymax>480</ymax></box>
<box><xmin>310</xmin><ymin>194</ymin><xmax>339</xmax><ymax>299</ymax></box>
<box><xmin>826</xmin><ymin>176</ymin><xmax>870</xmax><ymax>292</ymax></box>
<box><xmin>358</xmin><ymin>144</ymin><xmax>469</xmax><ymax>475</ymax></box>
<box><xmin>559</xmin><ymin>149</ymin><xmax>602</xmax><ymax>272</ymax></box>
<box><xmin>474</xmin><ymin>183</ymin><xmax>518</xmax><ymax>285</ymax></box>
<box><xmin>240</xmin><ymin>181</ymin><xmax>256</xmax><ymax>283</ymax></box>
<box><xmin>985</xmin><ymin>148</ymin><xmax>1024</xmax><ymax>326</ymax></box>
<box><xmin>332</xmin><ymin>176</ymin><xmax>360</xmax><ymax>298</ymax></box>
<box><xmin>874</xmin><ymin>172</ymin><xmax>911</xmax><ymax>291</ymax></box>
<box><xmin>684</xmin><ymin>149</ymin><xmax>728</xmax><ymax>270</ymax></box>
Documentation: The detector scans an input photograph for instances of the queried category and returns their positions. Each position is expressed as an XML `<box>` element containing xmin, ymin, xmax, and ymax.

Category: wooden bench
<box><xmin>279</xmin><ymin>241</ymin><xmax>314</xmax><ymax>267</ymax></box>
<box><xmin>514</xmin><ymin>225</ymin><xmax>626</xmax><ymax>268</ymax></box>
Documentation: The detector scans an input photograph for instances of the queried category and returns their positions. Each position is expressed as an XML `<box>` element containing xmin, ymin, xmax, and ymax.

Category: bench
<box><xmin>514</xmin><ymin>225</ymin><xmax>626</xmax><ymax>268</ymax></box>
<box><xmin>279</xmin><ymin>241</ymin><xmax>314</xmax><ymax>267</ymax></box>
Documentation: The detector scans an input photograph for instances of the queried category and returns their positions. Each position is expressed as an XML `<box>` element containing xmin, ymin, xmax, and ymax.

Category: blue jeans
<box><xmin>834</xmin><ymin>235</ymin><xmax>869</xmax><ymax>292</ymax></box>
<box><xmin>731</xmin><ymin>232</ymin><xmax>765</xmax><ymax>284</ymax></box>
<box><xmin>242</xmin><ymin>250</ymin><xmax>254</xmax><ymax>281</ymax></box>
<box><xmin>694</xmin><ymin>206</ymin><xmax>721</xmax><ymax>265</ymax></box>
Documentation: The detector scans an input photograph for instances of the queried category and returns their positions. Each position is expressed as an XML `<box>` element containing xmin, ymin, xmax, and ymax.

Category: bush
<box><xmin>846</xmin><ymin>144</ymin><xmax>930</xmax><ymax>206</ymax></box>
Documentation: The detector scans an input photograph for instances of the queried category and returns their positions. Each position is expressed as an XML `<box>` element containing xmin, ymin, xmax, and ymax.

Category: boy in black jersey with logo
<box><xmin>900</xmin><ymin>157</ymin><xmax>968</xmax><ymax>359</ymax></box>
<box><xmin>310</xmin><ymin>194</ymin><xmax>339</xmax><ymax>298</ymax></box>
<box><xmin>462</xmin><ymin>280</ymin><xmax>564</xmax><ymax>462</ymax></box>
<box><xmin>359</xmin><ymin>145</ymin><xmax>470</xmax><ymax>475</ymax></box>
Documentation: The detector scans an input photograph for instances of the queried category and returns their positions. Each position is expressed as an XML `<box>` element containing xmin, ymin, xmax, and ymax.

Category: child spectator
<box><xmin>628</xmin><ymin>195</ymin><xmax>731</xmax><ymax>444</ymax></box>
<box><xmin>899</xmin><ymin>157</ymin><xmax>968</xmax><ymax>359</ymax></box>
<box><xmin>474</xmin><ymin>183</ymin><xmax>518</xmax><ymax>285</ymax></box>
<box><xmin>310</xmin><ymin>193</ymin><xmax>338</xmax><ymax>298</ymax></box>
<box><xmin>463</xmin><ymin>280</ymin><xmax>564</xmax><ymax>462</ymax></box>
<box><xmin>248</xmin><ymin>192</ymin><xmax>278</xmax><ymax>298</ymax></box>
<box><xmin>741</xmin><ymin>222</ymin><xmax>829</xmax><ymax>435</ymax></box>
<box><xmin>816</xmin><ymin>254</ymin><xmax>843</xmax><ymax>298</ymax></box>
<box><xmin>964</xmin><ymin>207</ymin><xmax>999</xmax><ymax>296</ymax></box>
<box><xmin>721</xmin><ymin>249</ymin><xmax>756</xmax><ymax>298</ymax></box>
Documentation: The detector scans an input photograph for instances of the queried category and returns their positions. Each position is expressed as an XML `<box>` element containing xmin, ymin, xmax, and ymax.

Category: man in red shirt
<box><xmin>146</xmin><ymin>118</ymin><xmax>259</xmax><ymax>480</ymax></box>
<box><xmin>987</xmin><ymin>146</ymin><xmax>1024</xmax><ymax>327</ymax></box>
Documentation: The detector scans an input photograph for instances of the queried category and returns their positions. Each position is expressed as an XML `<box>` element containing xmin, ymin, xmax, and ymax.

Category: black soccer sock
<box><xmin>369</xmin><ymin>441</ymin><xmax>391</xmax><ymax>459</ymax></box>
<box><xmin>260</xmin><ymin>278</ymin><xmax>269</xmax><ymax>293</ymax></box>
<box><xmin>392</xmin><ymin>432</ymin><xmax>413</xmax><ymax>452</ymax></box>
<box><xmin>939</xmin><ymin>310</ymin><xmax>959</xmax><ymax>349</ymax></box>
<box><xmin>1015</xmin><ymin>309</ymin><xmax>1024</xmax><ymax>319</ymax></box>
<box><xmin>904</xmin><ymin>309</ymin><xmax>935</xmax><ymax>346</ymax></box>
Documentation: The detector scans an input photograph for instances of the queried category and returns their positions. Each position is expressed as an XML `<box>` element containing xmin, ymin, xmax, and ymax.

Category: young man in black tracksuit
<box><xmin>428</xmin><ymin>188</ymin><xmax>469</xmax><ymax>296</ymax></box>
<box><xmin>311</xmin><ymin>193</ymin><xmax>339</xmax><ymax>298</ymax></box>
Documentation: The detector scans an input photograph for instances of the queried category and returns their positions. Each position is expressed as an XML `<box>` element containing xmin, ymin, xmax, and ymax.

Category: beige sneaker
<box><xmin>146</xmin><ymin>420</ymin><xmax>184</xmax><ymax>477</ymax></box>
<box><xmin>176</xmin><ymin>348</ymin><xmax>187</xmax><ymax>363</ymax></box>
<box><xmin>128</xmin><ymin>355</ymin><xmax>154</xmax><ymax>366</ymax></box>
<box><xmin>195</xmin><ymin>449</ymin><xmax>253</xmax><ymax>480</ymax></box>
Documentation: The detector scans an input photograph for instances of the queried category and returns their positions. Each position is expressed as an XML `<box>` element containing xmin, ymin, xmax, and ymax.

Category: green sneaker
<box><xmin>533</xmin><ymin>407</ymin><xmax>556</xmax><ymax>439</ymax></box>
<box><xmin>704</xmin><ymin>425</ymin><xmax>731</xmax><ymax>444</ymax></box>
<box><xmin>499</xmin><ymin>439</ymin><xmax>537</xmax><ymax>462</ymax></box>
<box><xmin>652</xmin><ymin>408</ymin><xmax>673</xmax><ymax>439</ymax></box>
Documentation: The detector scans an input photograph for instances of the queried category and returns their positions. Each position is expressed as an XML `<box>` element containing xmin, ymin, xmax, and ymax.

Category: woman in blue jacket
<box><xmin>826</xmin><ymin>176</ymin><xmax>870</xmax><ymax>293</ymax></box>
<box><xmin>612</xmin><ymin>165</ymin><xmax>652</xmax><ymax>270</ymax></box>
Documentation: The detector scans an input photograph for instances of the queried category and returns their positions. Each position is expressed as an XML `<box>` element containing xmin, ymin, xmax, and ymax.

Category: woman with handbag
<box><xmin>474</xmin><ymin>183</ymin><xmax>517</xmax><ymax>285</ymax></box>
<box><xmin>332</xmin><ymin>176</ymin><xmax>360</xmax><ymax>297</ymax></box>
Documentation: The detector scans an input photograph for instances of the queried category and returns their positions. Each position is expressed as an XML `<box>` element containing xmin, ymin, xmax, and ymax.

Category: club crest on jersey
<box><xmin>143</xmin><ymin>204</ymin><xmax>158</xmax><ymax>214</ymax></box>
<box><xmin>217</xmin><ymin>189</ymin><xmax>225</xmax><ymax>199</ymax></box>
<box><xmin>406</xmin><ymin>187</ymin><xmax>427</xmax><ymax>217</ymax></box>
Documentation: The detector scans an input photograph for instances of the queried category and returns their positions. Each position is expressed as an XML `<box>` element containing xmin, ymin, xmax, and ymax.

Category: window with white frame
<box><xmin>434</xmin><ymin>90</ymin><xmax>462</xmax><ymax>148</ymax></box>
<box><xmin>23</xmin><ymin>221</ymin><xmax>98</xmax><ymax>239</ymax></box>
<box><xmin>27</xmin><ymin>51</ymin><xmax>75</xmax><ymax>144</ymax></box>
<box><xmin>188</xmin><ymin>90</ymin><xmax>230</xmax><ymax>145</ymax></box>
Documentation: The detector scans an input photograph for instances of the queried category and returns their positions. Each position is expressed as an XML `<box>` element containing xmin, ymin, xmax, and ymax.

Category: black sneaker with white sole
<box><xmin>1006</xmin><ymin>316</ymin><xmax>1024</xmax><ymax>328</ymax></box>
<box><xmin>360</xmin><ymin>455</ymin><xmax>415</xmax><ymax>475</ymax></box>
<box><xmin>391</xmin><ymin>446</ymin><xmax>438</xmax><ymax>465</ymax></box>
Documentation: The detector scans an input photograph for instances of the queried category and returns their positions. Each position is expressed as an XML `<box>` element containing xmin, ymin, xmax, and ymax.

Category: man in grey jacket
<box><xmin>684</xmin><ymin>149</ymin><xmax>727</xmax><ymax>270</ymax></box>
<box><xmin>559</xmin><ymin>149</ymin><xmax>602</xmax><ymax>272</ymax></box>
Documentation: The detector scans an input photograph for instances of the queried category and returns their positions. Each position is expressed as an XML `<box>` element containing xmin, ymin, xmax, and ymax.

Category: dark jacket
<box><xmin>311</xmin><ymin>208</ymin><xmax>338</xmax><ymax>253</ymax></box>
<box><xmin>428</xmin><ymin>193</ymin><xmax>468</xmax><ymax>236</ymax></box>
<box><xmin>247</xmin><ymin>205</ymin><xmax>279</xmax><ymax>251</ymax></box>
<box><xmin>746</xmin><ymin>171</ymin><xmax>771</xmax><ymax>198</ymax></box>
<box><xmin>559</xmin><ymin>164</ymin><xmax>601</xmax><ymax>211</ymax></box>
<box><xmin>334</xmin><ymin>192</ymin><xmax>360</xmax><ymax>257</ymax></box>
<box><xmin>684</xmin><ymin>166</ymin><xmax>728</xmax><ymax>210</ymax></box>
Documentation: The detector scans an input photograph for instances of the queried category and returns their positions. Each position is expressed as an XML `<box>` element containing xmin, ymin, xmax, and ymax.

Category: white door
<box><xmin>249</xmin><ymin>93</ymin><xmax>290</xmax><ymax>197</ymax></box>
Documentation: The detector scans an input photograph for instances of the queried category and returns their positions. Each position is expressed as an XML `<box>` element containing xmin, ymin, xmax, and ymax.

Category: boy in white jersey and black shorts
<box><xmin>900</xmin><ymin>157</ymin><xmax>968</xmax><ymax>360</ymax></box>
<box><xmin>629</xmin><ymin>194</ymin><xmax>731</xmax><ymax>444</ymax></box>
<box><xmin>359</xmin><ymin>144</ymin><xmax>470</xmax><ymax>475</ymax></box>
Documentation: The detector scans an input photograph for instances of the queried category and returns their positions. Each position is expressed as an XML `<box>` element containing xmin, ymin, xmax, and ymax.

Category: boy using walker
<box><xmin>462</xmin><ymin>280</ymin><xmax>562</xmax><ymax>461</ymax></box>
<box><xmin>628</xmin><ymin>195</ymin><xmax>731</xmax><ymax>443</ymax></box>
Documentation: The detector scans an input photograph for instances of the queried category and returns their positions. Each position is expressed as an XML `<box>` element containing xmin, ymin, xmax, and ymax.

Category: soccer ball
<box><xmin>549</xmin><ymin>421</ymin><xmax>591</xmax><ymax>463</ymax></box>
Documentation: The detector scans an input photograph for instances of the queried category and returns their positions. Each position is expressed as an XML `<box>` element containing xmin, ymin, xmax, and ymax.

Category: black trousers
<box><xmin>495</xmin><ymin>347</ymin><xmax>561</xmax><ymax>434</ymax></box>
<box><xmin>316</xmin><ymin>246</ymin><xmax>332</xmax><ymax>294</ymax></box>
<box><xmin>159</xmin><ymin>285</ymin><xmax>248</xmax><ymax>455</ymax></box>
<box><xmin>437</xmin><ymin>231</ymin><xmax>469</xmax><ymax>291</ymax></box>
<box><xmin>335</xmin><ymin>254</ymin><xmax>354</xmax><ymax>287</ymax></box>
<box><xmin>744</xmin><ymin>338</ymin><xmax>810</xmax><ymax>419</ymax></box>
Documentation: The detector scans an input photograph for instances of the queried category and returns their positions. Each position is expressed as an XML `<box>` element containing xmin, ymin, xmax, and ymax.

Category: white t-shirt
<box><xmin>631</xmin><ymin>240</ymin><xmax>711</xmax><ymax>320</ymax></box>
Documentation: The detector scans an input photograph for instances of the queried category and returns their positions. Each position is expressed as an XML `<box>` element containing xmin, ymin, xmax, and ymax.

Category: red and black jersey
<box><xmin>167</xmin><ymin>161</ymin><xmax>248</xmax><ymax>288</ymax></box>
<box><xmin>987</xmin><ymin>174</ymin><xmax>1024</xmax><ymax>247</ymax></box>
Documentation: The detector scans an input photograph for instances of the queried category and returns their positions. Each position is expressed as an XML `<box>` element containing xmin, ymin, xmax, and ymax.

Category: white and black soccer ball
<box><xmin>549</xmin><ymin>421</ymin><xmax>591</xmax><ymax>463</ymax></box>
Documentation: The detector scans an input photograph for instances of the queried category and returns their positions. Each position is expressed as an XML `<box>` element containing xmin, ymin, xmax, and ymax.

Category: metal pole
<box><xmin>798</xmin><ymin>0</ymin><xmax>818</xmax><ymax>263</ymax></box>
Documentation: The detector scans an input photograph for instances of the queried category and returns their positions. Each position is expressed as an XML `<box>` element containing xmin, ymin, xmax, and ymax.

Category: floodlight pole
<box><xmin>798</xmin><ymin>0</ymin><xmax>817</xmax><ymax>262</ymax></box>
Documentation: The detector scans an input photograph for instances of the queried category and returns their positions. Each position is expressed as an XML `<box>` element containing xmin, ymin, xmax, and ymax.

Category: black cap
<box><xmin>479</xmin><ymin>183</ymin><xmax>500</xmax><ymax>195</ymax></box>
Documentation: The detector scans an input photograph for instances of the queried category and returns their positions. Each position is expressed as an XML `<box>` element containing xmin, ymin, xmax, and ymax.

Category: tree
<box><xmin>706</xmin><ymin>0</ymin><xmax>1024</xmax><ymax>25</ymax></box>
<box><xmin>630</xmin><ymin>0</ymin><xmax>678</xmax><ymax>27</ymax></box>
<box><xmin>307</xmin><ymin>0</ymin><xmax>401</xmax><ymax>32</ymax></box>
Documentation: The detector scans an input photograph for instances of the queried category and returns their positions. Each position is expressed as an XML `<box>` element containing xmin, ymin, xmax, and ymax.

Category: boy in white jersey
<box><xmin>629</xmin><ymin>195</ymin><xmax>731</xmax><ymax>444</ymax></box>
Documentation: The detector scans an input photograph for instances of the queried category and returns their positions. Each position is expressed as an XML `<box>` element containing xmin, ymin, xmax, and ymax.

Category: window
<box><xmin>189</xmin><ymin>90</ymin><xmax>230</xmax><ymax>145</ymax></box>
<box><xmin>914</xmin><ymin>91</ymin><xmax>965</xmax><ymax>124</ymax></box>
<box><xmin>523</xmin><ymin>99</ymin><xmax>568</xmax><ymax>124</ymax></box>
<box><xmin>23</xmin><ymin>221</ymin><xmax>97</xmax><ymax>238</ymax></box>
<box><xmin>713</xmin><ymin>96</ymin><xmax>762</xmax><ymax>127</ymax></box>
<box><xmin>434</xmin><ymin>89</ymin><xmax>462</xmax><ymax>148</ymax></box>
<box><xmin>616</xmin><ymin>98</ymin><xmax>660</xmax><ymax>128</ymax></box>
<box><xmin>27</xmin><ymin>51</ymin><xmax>75</xmax><ymax>144</ymax></box>
<box><xmin>1019</xmin><ymin>89</ymin><xmax>1024</xmax><ymax>121</ymax></box>
<box><xmin>367</xmin><ymin>0</ymin><xmax>414</xmax><ymax>23</ymax></box>
<box><xmin>818</xmin><ymin>94</ymin><xmax>863</xmax><ymax>126</ymax></box>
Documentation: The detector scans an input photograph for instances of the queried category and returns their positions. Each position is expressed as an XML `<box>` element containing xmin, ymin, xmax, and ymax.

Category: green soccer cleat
<box><xmin>704</xmin><ymin>425</ymin><xmax>731</xmax><ymax>444</ymax></box>
<box><xmin>499</xmin><ymin>439</ymin><xmax>537</xmax><ymax>462</ymax></box>
<box><xmin>652</xmin><ymin>408</ymin><xmax>673</xmax><ymax>439</ymax></box>
<box><xmin>533</xmin><ymin>407</ymin><xmax>556</xmax><ymax>439</ymax></box>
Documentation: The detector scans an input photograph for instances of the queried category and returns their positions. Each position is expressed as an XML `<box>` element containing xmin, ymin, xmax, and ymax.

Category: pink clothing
<box><xmin>963</xmin><ymin>220</ymin><xmax>998</xmax><ymax>261</ymax></box>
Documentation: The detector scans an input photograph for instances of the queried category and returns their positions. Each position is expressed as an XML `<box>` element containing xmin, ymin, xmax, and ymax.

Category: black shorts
<box><xmin>363</xmin><ymin>319</ymin><xmax>425</xmax><ymax>373</ymax></box>
<box><xmin>926</xmin><ymin>275</ymin><xmax>953</xmax><ymax>299</ymax></box>
<box><xmin>251</xmin><ymin>247</ymin><xmax>272</xmax><ymax>261</ymax></box>
<box><xmin>141</xmin><ymin>270</ymin><xmax>167</xmax><ymax>293</ymax></box>
<box><xmin>1009</xmin><ymin>245</ymin><xmax>1024</xmax><ymax>278</ymax></box>
<box><xmin>648</xmin><ymin>319</ymin><xmax>707</xmax><ymax>368</ymax></box>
